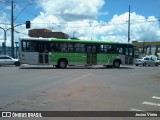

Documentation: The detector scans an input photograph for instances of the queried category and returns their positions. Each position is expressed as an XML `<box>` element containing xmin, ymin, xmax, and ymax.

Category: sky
<box><xmin>0</xmin><ymin>0</ymin><xmax>160</xmax><ymax>46</ymax></box>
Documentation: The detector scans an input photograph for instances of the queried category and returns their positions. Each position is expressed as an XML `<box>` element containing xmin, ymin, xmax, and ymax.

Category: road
<box><xmin>0</xmin><ymin>65</ymin><xmax>160</xmax><ymax>119</ymax></box>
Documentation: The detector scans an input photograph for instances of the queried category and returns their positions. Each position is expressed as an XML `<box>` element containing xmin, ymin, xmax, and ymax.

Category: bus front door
<box><xmin>38</xmin><ymin>43</ymin><xmax>50</xmax><ymax>64</ymax></box>
<box><xmin>86</xmin><ymin>45</ymin><xmax>97</xmax><ymax>65</ymax></box>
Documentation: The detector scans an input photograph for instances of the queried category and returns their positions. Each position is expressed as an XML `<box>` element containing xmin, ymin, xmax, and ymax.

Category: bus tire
<box><xmin>113</xmin><ymin>60</ymin><xmax>120</xmax><ymax>68</ymax></box>
<box><xmin>58</xmin><ymin>59</ymin><xmax>68</xmax><ymax>68</ymax></box>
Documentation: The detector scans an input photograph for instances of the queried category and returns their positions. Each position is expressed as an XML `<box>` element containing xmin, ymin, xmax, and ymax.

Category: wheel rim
<box><xmin>114</xmin><ymin>61</ymin><xmax>120</xmax><ymax>68</ymax></box>
<box><xmin>59</xmin><ymin>61</ymin><xmax>67</xmax><ymax>68</ymax></box>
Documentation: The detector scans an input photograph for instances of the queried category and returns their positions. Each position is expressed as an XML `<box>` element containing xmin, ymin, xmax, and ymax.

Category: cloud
<box><xmin>32</xmin><ymin>0</ymin><xmax>160</xmax><ymax>43</ymax></box>
<box><xmin>98</xmin><ymin>12</ymin><xmax>160</xmax><ymax>43</ymax></box>
<box><xmin>36</xmin><ymin>0</ymin><xmax>105</xmax><ymax>21</ymax></box>
<box><xmin>0</xmin><ymin>12</ymin><xmax>11</xmax><ymax>46</ymax></box>
<box><xmin>31</xmin><ymin>12</ymin><xmax>59</xmax><ymax>29</ymax></box>
<box><xmin>31</xmin><ymin>0</ymin><xmax>105</xmax><ymax>38</ymax></box>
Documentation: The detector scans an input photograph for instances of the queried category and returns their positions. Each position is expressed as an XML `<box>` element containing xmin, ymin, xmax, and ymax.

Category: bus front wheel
<box><xmin>113</xmin><ymin>60</ymin><xmax>120</xmax><ymax>68</ymax></box>
<box><xmin>58</xmin><ymin>59</ymin><xmax>68</xmax><ymax>68</ymax></box>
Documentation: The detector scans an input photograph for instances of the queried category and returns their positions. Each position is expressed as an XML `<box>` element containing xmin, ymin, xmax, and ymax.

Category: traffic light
<box><xmin>26</xmin><ymin>21</ymin><xmax>30</xmax><ymax>29</ymax></box>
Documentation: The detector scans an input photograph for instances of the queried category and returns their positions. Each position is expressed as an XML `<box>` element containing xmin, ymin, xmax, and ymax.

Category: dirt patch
<box><xmin>149</xmin><ymin>73</ymin><xmax>160</xmax><ymax>82</ymax></box>
<box><xmin>60</xmin><ymin>85</ymin><xmax>94</xmax><ymax>96</ymax></box>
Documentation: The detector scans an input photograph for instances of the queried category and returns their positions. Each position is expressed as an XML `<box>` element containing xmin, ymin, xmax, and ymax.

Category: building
<box><xmin>132</xmin><ymin>41</ymin><xmax>160</xmax><ymax>58</ymax></box>
<box><xmin>28</xmin><ymin>29</ymin><xmax>69</xmax><ymax>39</ymax></box>
<box><xmin>0</xmin><ymin>46</ymin><xmax>19</xmax><ymax>58</ymax></box>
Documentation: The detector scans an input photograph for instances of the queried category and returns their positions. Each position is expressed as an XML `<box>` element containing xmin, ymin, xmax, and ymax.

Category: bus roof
<box><xmin>20</xmin><ymin>37</ymin><xmax>132</xmax><ymax>45</ymax></box>
<box><xmin>20</xmin><ymin>37</ymin><xmax>52</xmax><ymax>41</ymax></box>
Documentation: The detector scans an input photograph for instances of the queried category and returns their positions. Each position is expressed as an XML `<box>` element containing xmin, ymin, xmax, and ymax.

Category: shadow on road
<box><xmin>19</xmin><ymin>65</ymin><xmax>134</xmax><ymax>70</ymax></box>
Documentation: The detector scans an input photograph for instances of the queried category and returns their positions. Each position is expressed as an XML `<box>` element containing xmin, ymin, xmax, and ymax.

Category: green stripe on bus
<box><xmin>50</xmin><ymin>38</ymin><xmax>118</xmax><ymax>44</ymax></box>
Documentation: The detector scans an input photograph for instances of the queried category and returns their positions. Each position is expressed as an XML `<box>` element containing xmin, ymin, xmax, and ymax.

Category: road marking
<box><xmin>152</xmin><ymin>96</ymin><xmax>160</xmax><ymax>100</ymax></box>
<box><xmin>68</xmin><ymin>73</ymin><xmax>93</xmax><ymax>84</ymax></box>
<box><xmin>131</xmin><ymin>96</ymin><xmax>160</xmax><ymax>112</ymax></box>
<box><xmin>130</xmin><ymin>108</ymin><xmax>144</xmax><ymax>111</ymax></box>
<box><xmin>142</xmin><ymin>101</ymin><xmax>160</xmax><ymax>106</ymax></box>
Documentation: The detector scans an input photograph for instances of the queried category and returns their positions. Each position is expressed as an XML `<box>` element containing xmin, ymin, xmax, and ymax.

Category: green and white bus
<box><xmin>19</xmin><ymin>37</ymin><xmax>134</xmax><ymax>68</ymax></box>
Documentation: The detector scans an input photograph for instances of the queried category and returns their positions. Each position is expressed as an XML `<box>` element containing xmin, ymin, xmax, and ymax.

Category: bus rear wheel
<box><xmin>113</xmin><ymin>60</ymin><xmax>120</xmax><ymax>68</ymax></box>
<box><xmin>58</xmin><ymin>59</ymin><xmax>68</xmax><ymax>68</ymax></box>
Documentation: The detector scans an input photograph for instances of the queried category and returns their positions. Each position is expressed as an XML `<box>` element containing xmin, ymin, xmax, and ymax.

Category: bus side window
<box><xmin>125</xmin><ymin>48</ymin><xmax>129</xmax><ymax>55</ymax></box>
<box><xmin>60</xmin><ymin>43</ymin><xmax>67</xmax><ymax>52</ymax></box>
<box><xmin>51</xmin><ymin>43</ymin><xmax>59</xmax><ymax>52</ymax></box>
<box><xmin>100</xmin><ymin>45</ymin><xmax>104</xmax><ymax>53</ymax></box>
<box><xmin>32</xmin><ymin>42</ymin><xmax>38</xmax><ymax>52</ymax></box>
<box><xmin>107</xmin><ymin>45</ymin><xmax>117</xmax><ymax>53</ymax></box>
<box><xmin>118</xmin><ymin>48</ymin><xmax>123</xmax><ymax>54</ymax></box>
<box><xmin>51</xmin><ymin>44</ymin><xmax>56</xmax><ymax>51</ymax></box>
<box><xmin>68</xmin><ymin>43</ymin><xmax>74</xmax><ymax>52</ymax></box>
<box><xmin>92</xmin><ymin>46</ymin><xmax>97</xmax><ymax>53</ymax></box>
<box><xmin>22</xmin><ymin>41</ymin><xmax>37</xmax><ymax>52</ymax></box>
<box><xmin>103</xmin><ymin>45</ymin><xmax>108</xmax><ymax>53</ymax></box>
<box><xmin>74</xmin><ymin>43</ymin><xmax>85</xmax><ymax>53</ymax></box>
<box><xmin>129</xmin><ymin>48</ymin><xmax>133</xmax><ymax>56</ymax></box>
<box><xmin>22</xmin><ymin>41</ymin><xmax>27</xmax><ymax>51</ymax></box>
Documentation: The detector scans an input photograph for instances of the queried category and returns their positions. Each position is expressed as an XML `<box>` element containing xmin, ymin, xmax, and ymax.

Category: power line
<box><xmin>14</xmin><ymin>2</ymin><xmax>33</xmax><ymax>21</ymax></box>
<box><xmin>22</xmin><ymin>10</ymin><xmax>38</xmax><ymax>17</ymax></box>
<box><xmin>29</xmin><ymin>19</ymin><xmax>159</xmax><ymax>27</ymax></box>
<box><xmin>1</xmin><ymin>18</ymin><xmax>159</xmax><ymax>30</ymax></box>
<box><xmin>14</xmin><ymin>30</ymin><xmax>28</xmax><ymax>35</ymax></box>
<box><xmin>0</xmin><ymin>23</ymin><xmax>11</xmax><ymax>25</ymax></box>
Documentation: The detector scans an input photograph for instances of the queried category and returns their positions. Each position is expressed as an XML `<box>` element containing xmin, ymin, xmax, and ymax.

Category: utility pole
<box><xmin>10</xmin><ymin>1</ymin><xmax>32</xmax><ymax>57</ymax></box>
<box><xmin>128</xmin><ymin>5</ymin><xmax>130</xmax><ymax>43</ymax></box>
<box><xmin>11</xmin><ymin>0</ymin><xmax>14</xmax><ymax>58</ymax></box>
<box><xmin>0</xmin><ymin>27</ymin><xmax>7</xmax><ymax>55</ymax></box>
<box><xmin>4</xmin><ymin>30</ymin><xmax>6</xmax><ymax>55</ymax></box>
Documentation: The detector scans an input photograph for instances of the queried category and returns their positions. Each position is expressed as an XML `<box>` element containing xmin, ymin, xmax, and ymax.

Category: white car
<box><xmin>134</xmin><ymin>56</ymin><xmax>159</xmax><ymax>66</ymax></box>
<box><xmin>147</xmin><ymin>55</ymin><xmax>160</xmax><ymax>65</ymax></box>
<box><xmin>0</xmin><ymin>55</ymin><xmax>20</xmax><ymax>66</ymax></box>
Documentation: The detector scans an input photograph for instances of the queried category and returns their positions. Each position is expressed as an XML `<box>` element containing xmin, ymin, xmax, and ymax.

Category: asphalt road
<box><xmin>0</xmin><ymin>65</ymin><xmax>160</xmax><ymax>119</ymax></box>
